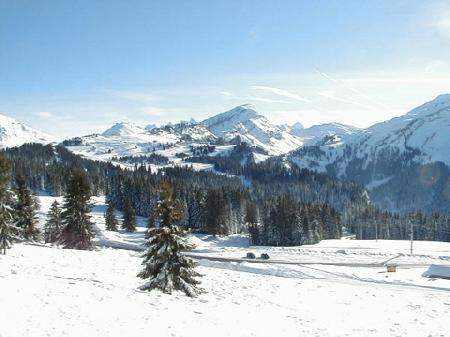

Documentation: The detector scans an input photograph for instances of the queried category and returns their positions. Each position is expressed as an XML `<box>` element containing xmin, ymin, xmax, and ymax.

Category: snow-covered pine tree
<box><xmin>104</xmin><ymin>202</ymin><xmax>118</xmax><ymax>231</ymax></box>
<box><xmin>14</xmin><ymin>173</ymin><xmax>41</xmax><ymax>241</ymax></box>
<box><xmin>137</xmin><ymin>182</ymin><xmax>201</xmax><ymax>297</ymax></box>
<box><xmin>121</xmin><ymin>199</ymin><xmax>136</xmax><ymax>232</ymax></box>
<box><xmin>0</xmin><ymin>153</ymin><xmax>20</xmax><ymax>254</ymax></box>
<box><xmin>44</xmin><ymin>200</ymin><xmax>62</xmax><ymax>243</ymax></box>
<box><xmin>60</xmin><ymin>171</ymin><xmax>94</xmax><ymax>249</ymax></box>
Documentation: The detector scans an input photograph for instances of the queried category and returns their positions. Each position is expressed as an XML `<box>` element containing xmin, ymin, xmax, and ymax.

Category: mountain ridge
<box><xmin>0</xmin><ymin>114</ymin><xmax>56</xmax><ymax>148</ymax></box>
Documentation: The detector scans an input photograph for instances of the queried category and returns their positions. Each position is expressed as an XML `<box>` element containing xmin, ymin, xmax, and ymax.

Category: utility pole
<box><xmin>410</xmin><ymin>220</ymin><xmax>413</xmax><ymax>255</ymax></box>
<box><xmin>375</xmin><ymin>220</ymin><xmax>378</xmax><ymax>242</ymax></box>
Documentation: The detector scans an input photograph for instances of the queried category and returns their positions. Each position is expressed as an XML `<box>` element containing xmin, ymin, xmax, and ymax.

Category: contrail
<box><xmin>315</xmin><ymin>67</ymin><xmax>391</xmax><ymax>111</ymax></box>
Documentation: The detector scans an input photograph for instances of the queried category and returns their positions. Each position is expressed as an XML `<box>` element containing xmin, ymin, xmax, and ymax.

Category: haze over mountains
<box><xmin>1</xmin><ymin>94</ymin><xmax>450</xmax><ymax>214</ymax></box>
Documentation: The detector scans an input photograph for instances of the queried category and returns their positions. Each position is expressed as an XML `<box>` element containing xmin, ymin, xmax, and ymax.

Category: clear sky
<box><xmin>1</xmin><ymin>0</ymin><xmax>450</xmax><ymax>138</ymax></box>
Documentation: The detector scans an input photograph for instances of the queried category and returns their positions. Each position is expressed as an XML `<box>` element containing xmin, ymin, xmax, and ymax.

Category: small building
<box><xmin>386</xmin><ymin>263</ymin><xmax>397</xmax><ymax>272</ymax></box>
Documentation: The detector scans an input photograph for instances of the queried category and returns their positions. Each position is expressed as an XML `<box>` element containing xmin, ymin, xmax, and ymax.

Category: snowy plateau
<box><xmin>1</xmin><ymin>195</ymin><xmax>449</xmax><ymax>337</ymax></box>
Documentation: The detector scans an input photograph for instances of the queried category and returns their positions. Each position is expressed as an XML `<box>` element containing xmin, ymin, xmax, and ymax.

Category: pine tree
<box><xmin>104</xmin><ymin>202</ymin><xmax>119</xmax><ymax>231</ymax></box>
<box><xmin>205</xmin><ymin>189</ymin><xmax>229</xmax><ymax>236</ymax></box>
<box><xmin>60</xmin><ymin>171</ymin><xmax>94</xmax><ymax>249</ymax></box>
<box><xmin>137</xmin><ymin>182</ymin><xmax>201</xmax><ymax>297</ymax></box>
<box><xmin>0</xmin><ymin>153</ymin><xmax>20</xmax><ymax>254</ymax></box>
<box><xmin>244</xmin><ymin>201</ymin><xmax>259</xmax><ymax>245</ymax></box>
<box><xmin>121</xmin><ymin>199</ymin><xmax>136</xmax><ymax>232</ymax></box>
<box><xmin>146</xmin><ymin>207</ymin><xmax>156</xmax><ymax>229</ymax></box>
<box><xmin>44</xmin><ymin>200</ymin><xmax>62</xmax><ymax>243</ymax></box>
<box><xmin>14</xmin><ymin>174</ymin><xmax>41</xmax><ymax>241</ymax></box>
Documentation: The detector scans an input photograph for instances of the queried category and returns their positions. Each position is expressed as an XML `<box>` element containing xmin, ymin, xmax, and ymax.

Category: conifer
<box><xmin>14</xmin><ymin>174</ymin><xmax>40</xmax><ymax>241</ymax></box>
<box><xmin>44</xmin><ymin>200</ymin><xmax>62</xmax><ymax>243</ymax></box>
<box><xmin>137</xmin><ymin>182</ymin><xmax>201</xmax><ymax>297</ymax></box>
<box><xmin>60</xmin><ymin>171</ymin><xmax>94</xmax><ymax>249</ymax></box>
<box><xmin>105</xmin><ymin>202</ymin><xmax>119</xmax><ymax>231</ymax></box>
<box><xmin>0</xmin><ymin>153</ymin><xmax>20</xmax><ymax>254</ymax></box>
<box><xmin>121</xmin><ymin>199</ymin><xmax>136</xmax><ymax>232</ymax></box>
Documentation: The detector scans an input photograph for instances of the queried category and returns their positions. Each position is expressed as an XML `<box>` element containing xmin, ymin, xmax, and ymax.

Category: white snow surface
<box><xmin>290</xmin><ymin>122</ymin><xmax>361</xmax><ymax>145</ymax></box>
<box><xmin>0</xmin><ymin>113</ymin><xmax>56</xmax><ymax>148</ymax></box>
<box><xmin>64</xmin><ymin>105</ymin><xmax>372</xmax><ymax>168</ymax></box>
<box><xmin>202</xmin><ymin>105</ymin><xmax>304</xmax><ymax>155</ymax></box>
<box><xmin>1</xmin><ymin>195</ymin><xmax>450</xmax><ymax>337</ymax></box>
<box><xmin>287</xmin><ymin>94</ymin><xmax>450</xmax><ymax>182</ymax></box>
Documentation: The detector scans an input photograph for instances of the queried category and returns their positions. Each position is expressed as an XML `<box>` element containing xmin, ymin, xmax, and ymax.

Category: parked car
<box><xmin>246</xmin><ymin>252</ymin><xmax>256</xmax><ymax>259</ymax></box>
<box><xmin>260</xmin><ymin>253</ymin><xmax>270</xmax><ymax>260</ymax></box>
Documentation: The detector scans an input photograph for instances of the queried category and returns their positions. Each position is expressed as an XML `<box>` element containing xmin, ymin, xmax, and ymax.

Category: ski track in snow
<box><xmin>0</xmin><ymin>195</ymin><xmax>449</xmax><ymax>337</ymax></box>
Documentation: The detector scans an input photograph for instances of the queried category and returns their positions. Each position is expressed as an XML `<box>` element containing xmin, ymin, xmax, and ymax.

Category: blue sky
<box><xmin>1</xmin><ymin>0</ymin><xmax>450</xmax><ymax>137</ymax></box>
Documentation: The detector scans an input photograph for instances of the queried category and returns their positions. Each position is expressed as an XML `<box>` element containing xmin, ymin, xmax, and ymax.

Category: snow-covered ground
<box><xmin>1</xmin><ymin>195</ymin><xmax>449</xmax><ymax>337</ymax></box>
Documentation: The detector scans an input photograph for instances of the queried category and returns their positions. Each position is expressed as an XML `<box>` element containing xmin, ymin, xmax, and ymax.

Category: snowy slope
<box><xmin>202</xmin><ymin>105</ymin><xmax>304</xmax><ymax>155</ymax></box>
<box><xmin>0</xmin><ymin>114</ymin><xmax>56</xmax><ymax>148</ymax></box>
<box><xmin>4</xmin><ymin>243</ymin><xmax>450</xmax><ymax>337</ymax></box>
<box><xmin>288</xmin><ymin>94</ymin><xmax>450</xmax><ymax>179</ymax></box>
<box><xmin>285</xmin><ymin>94</ymin><xmax>450</xmax><ymax>213</ymax></box>
<box><xmin>290</xmin><ymin>122</ymin><xmax>361</xmax><ymax>145</ymax></box>
<box><xmin>64</xmin><ymin>105</ymin><xmax>365</xmax><ymax>166</ymax></box>
<box><xmin>1</xmin><ymin>195</ymin><xmax>450</xmax><ymax>337</ymax></box>
<box><xmin>102</xmin><ymin>122</ymin><xmax>146</xmax><ymax>137</ymax></box>
<box><xmin>65</xmin><ymin>121</ymin><xmax>217</xmax><ymax>167</ymax></box>
<box><xmin>358</xmin><ymin>93</ymin><xmax>450</xmax><ymax>166</ymax></box>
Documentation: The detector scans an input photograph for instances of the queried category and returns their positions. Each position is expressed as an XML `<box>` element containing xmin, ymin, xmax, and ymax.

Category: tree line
<box><xmin>0</xmin><ymin>151</ymin><xmax>95</xmax><ymax>253</ymax></box>
<box><xmin>3</xmin><ymin>143</ymin><xmax>450</xmax><ymax>245</ymax></box>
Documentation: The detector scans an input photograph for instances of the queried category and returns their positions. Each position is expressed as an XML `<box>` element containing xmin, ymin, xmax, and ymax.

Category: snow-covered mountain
<box><xmin>0</xmin><ymin>114</ymin><xmax>56</xmax><ymax>148</ymax></box>
<box><xmin>102</xmin><ymin>122</ymin><xmax>146</xmax><ymax>137</ymax></box>
<box><xmin>63</xmin><ymin>120</ymin><xmax>219</xmax><ymax>167</ymax></box>
<box><xmin>287</xmin><ymin>94</ymin><xmax>450</xmax><ymax>213</ymax></box>
<box><xmin>290</xmin><ymin>122</ymin><xmax>361</xmax><ymax>145</ymax></box>
<box><xmin>65</xmin><ymin>105</ymin><xmax>310</xmax><ymax>165</ymax></box>
<box><xmin>202</xmin><ymin>104</ymin><xmax>304</xmax><ymax>155</ymax></box>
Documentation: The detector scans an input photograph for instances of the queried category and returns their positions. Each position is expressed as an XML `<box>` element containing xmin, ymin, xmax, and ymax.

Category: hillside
<box><xmin>1</xmin><ymin>195</ymin><xmax>449</xmax><ymax>337</ymax></box>
<box><xmin>0</xmin><ymin>114</ymin><xmax>56</xmax><ymax>148</ymax></box>
<box><xmin>287</xmin><ymin>94</ymin><xmax>450</xmax><ymax>214</ymax></box>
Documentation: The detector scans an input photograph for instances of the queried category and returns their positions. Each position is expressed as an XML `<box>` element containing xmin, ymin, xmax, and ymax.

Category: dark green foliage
<box><xmin>104</xmin><ymin>202</ymin><xmax>119</xmax><ymax>231</ymax></box>
<box><xmin>4</xmin><ymin>143</ymin><xmax>114</xmax><ymax>196</ymax></box>
<box><xmin>260</xmin><ymin>196</ymin><xmax>340</xmax><ymax>246</ymax></box>
<box><xmin>146</xmin><ymin>207</ymin><xmax>157</xmax><ymax>229</ymax></box>
<box><xmin>60</xmin><ymin>171</ymin><xmax>94</xmax><ymax>249</ymax></box>
<box><xmin>244</xmin><ymin>201</ymin><xmax>259</xmax><ymax>245</ymax></box>
<box><xmin>5</xmin><ymin>143</ymin><xmax>450</xmax><ymax>245</ymax></box>
<box><xmin>111</xmin><ymin>154</ymin><xmax>169</xmax><ymax>166</ymax></box>
<box><xmin>157</xmin><ymin>182</ymin><xmax>183</xmax><ymax>227</ymax></box>
<box><xmin>121</xmin><ymin>200</ymin><xmax>136</xmax><ymax>232</ymax></box>
<box><xmin>0</xmin><ymin>153</ymin><xmax>19</xmax><ymax>254</ymax></box>
<box><xmin>14</xmin><ymin>174</ymin><xmax>41</xmax><ymax>241</ymax></box>
<box><xmin>44</xmin><ymin>200</ymin><xmax>62</xmax><ymax>243</ymax></box>
<box><xmin>204</xmin><ymin>189</ymin><xmax>229</xmax><ymax>236</ymax></box>
<box><xmin>344</xmin><ymin>204</ymin><xmax>450</xmax><ymax>241</ymax></box>
<box><xmin>138</xmin><ymin>182</ymin><xmax>201</xmax><ymax>296</ymax></box>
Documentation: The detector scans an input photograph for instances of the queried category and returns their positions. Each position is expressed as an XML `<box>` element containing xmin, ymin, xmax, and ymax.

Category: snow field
<box><xmin>1</xmin><ymin>243</ymin><xmax>450</xmax><ymax>337</ymax></box>
<box><xmin>1</xmin><ymin>195</ymin><xmax>449</xmax><ymax>336</ymax></box>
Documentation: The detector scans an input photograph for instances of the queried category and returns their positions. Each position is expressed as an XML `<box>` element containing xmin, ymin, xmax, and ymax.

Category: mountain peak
<box><xmin>434</xmin><ymin>93</ymin><xmax>450</xmax><ymax>101</ymax></box>
<box><xmin>201</xmin><ymin>105</ymin><xmax>303</xmax><ymax>155</ymax></box>
<box><xmin>102</xmin><ymin>122</ymin><xmax>144</xmax><ymax>137</ymax></box>
<box><xmin>0</xmin><ymin>113</ymin><xmax>56</xmax><ymax>148</ymax></box>
<box><xmin>202</xmin><ymin>105</ymin><xmax>260</xmax><ymax>129</ymax></box>
<box><xmin>407</xmin><ymin>93</ymin><xmax>450</xmax><ymax>117</ymax></box>
<box><xmin>291</xmin><ymin>122</ymin><xmax>304</xmax><ymax>131</ymax></box>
